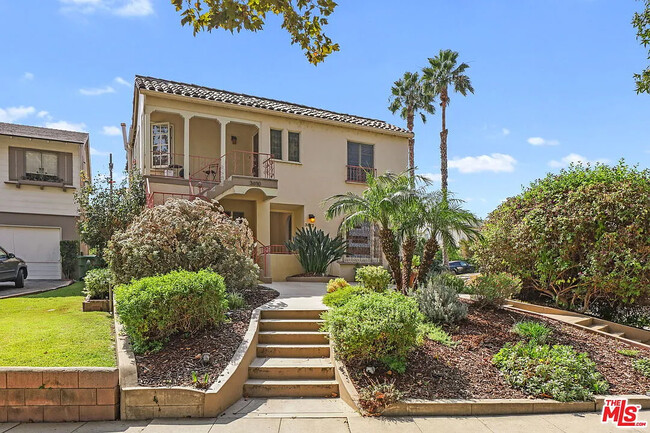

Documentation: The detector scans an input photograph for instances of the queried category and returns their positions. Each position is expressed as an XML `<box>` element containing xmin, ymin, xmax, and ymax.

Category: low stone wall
<box><xmin>0</xmin><ymin>367</ymin><xmax>119</xmax><ymax>423</ymax></box>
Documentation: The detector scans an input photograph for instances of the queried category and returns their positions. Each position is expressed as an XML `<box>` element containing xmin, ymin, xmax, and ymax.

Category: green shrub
<box><xmin>474</xmin><ymin>162</ymin><xmax>650</xmax><ymax>310</ymax></box>
<box><xmin>323</xmin><ymin>285</ymin><xmax>366</xmax><ymax>308</ymax></box>
<box><xmin>60</xmin><ymin>240</ymin><xmax>80</xmax><ymax>279</ymax></box>
<box><xmin>355</xmin><ymin>266</ymin><xmax>392</xmax><ymax>292</ymax></box>
<box><xmin>633</xmin><ymin>358</ymin><xmax>650</xmax><ymax>377</ymax></box>
<box><xmin>285</xmin><ymin>225</ymin><xmax>347</xmax><ymax>275</ymax></box>
<box><xmin>492</xmin><ymin>341</ymin><xmax>609</xmax><ymax>401</ymax></box>
<box><xmin>114</xmin><ymin>269</ymin><xmax>228</xmax><ymax>353</ymax></box>
<box><xmin>226</xmin><ymin>292</ymin><xmax>246</xmax><ymax>309</ymax></box>
<box><xmin>327</xmin><ymin>278</ymin><xmax>350</xmax><ymax>293</ymax></box>
<box><xmin>108</xmin><ymin>199</ymin><xmax>258</xmax><ymax>291</ymax></box>
<box><xmin>417</xmin><ymin>322</ymin><xmax>457</xmax><ymax>347</ymax></box>
<box><xmin>511</xmin><ymin>321</ymin><xmax>551</xmax><ymax>344</ymax></box>
<box><xmin>468</xmin><ymin>272</ymin><xmax>522</xmax><ymax>307</ymax></box>
<box><xmin>414</xmin><ymin>274</ymin><xmax>467</xmax><ymax>324</ymax></box>
<box><xmin>617</xmin><ymin>349</ymin><xmax>640</xmax><ymax>357</ymax></box>
<box><xmin>323</xmin><ymin>292</ymin><xmax>421</xmax><ymax>370</ymax></box>
<box><xmin>83</xmin><ymin>268</ymin><xmax>113</xmax><ymax>300</ymax></box>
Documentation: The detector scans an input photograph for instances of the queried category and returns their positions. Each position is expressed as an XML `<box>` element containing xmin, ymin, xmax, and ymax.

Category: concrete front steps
<box><xmin>244</xmin><ymin>309</ymin><xmax>339</xmax><ymax>398</ymax></box>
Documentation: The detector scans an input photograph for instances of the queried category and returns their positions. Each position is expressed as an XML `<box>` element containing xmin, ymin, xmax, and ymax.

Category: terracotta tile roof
<box><xmin>135</xmin><ymin>75</ymin><xmax>409</xmax><ymax>134</ymax></box>
<box><xmin>0</xmin><ymin>122</ymin><xmax>88</xmax><ymax>144</ymax></box>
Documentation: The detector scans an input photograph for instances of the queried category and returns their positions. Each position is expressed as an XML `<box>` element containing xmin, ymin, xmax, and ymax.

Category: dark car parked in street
<box><xmin>0</xmin><ymin>246</ymin><xmax>28</xmax><ymax>288</ymax></box>
<box><xmin>448</xmin><ymin>260</ymin><xmax>475</xmax><ymax>275</ymax></box>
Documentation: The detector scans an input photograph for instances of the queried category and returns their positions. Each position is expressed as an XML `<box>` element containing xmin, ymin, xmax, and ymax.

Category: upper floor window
<box><xmin>288</xmin><ymin>132</ymin><xmax>300</xmax><ymax>162</ymax></box>
<box><xmin>152</xmin><ymin>122</ymin><xmax>173</xmax><ymax>168</ymax></box>
<box><xmin>347</xmin><ymin>141</ymin><xmax>374</xmax><ymax>182</ymax></box>
<box><xmin>8</xmin><ymin>147</ymin><xmax>73</xmax><ymax>185</ymax></box>
<box><xmin>270</xmin><ymin>129</ymin><xmax>282</xmax><ymax>160</ymax></box>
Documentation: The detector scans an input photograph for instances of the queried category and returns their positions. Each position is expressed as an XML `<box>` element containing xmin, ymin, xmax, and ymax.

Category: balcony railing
<box><xmin>146</xmin><ymin>191</ymin><xmax>207</xmax><ymax>208</ymax></box>
<box><xmin>346</xmin><ymin>165</ymin><xmax>376</xmax><ymax>183</ymax></box>
<box><xmin>220</xmin><ymin>150</ymin><xmax>275</xmax><ymax>179</ymax></box>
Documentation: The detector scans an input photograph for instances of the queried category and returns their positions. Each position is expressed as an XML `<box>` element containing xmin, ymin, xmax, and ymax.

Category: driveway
<box><xmin>0</xmin><ymin>279</ymin><xmax>71</xmax><ymax>299</ymax></box>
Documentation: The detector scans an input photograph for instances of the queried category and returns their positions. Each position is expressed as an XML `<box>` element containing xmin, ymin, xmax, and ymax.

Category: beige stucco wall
<box><xmin>0</xmin><ymin>136</ymin><xmax>82</xmax><ymax>217</ymax></box>
<box><xmin>138</xmin><ymin>92</ymin><xmax>409</xmax><ymax>279</ymax></box>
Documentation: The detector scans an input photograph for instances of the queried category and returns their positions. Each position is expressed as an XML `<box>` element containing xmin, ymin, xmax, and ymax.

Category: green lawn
<box><xmin>0</xmin><ymin>282</ymin><xmax>116</xmax><ymax>367</ymax></box>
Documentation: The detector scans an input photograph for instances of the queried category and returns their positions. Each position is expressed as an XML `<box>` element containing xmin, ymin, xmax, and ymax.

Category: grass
<box><xmin>617</xmin><ymin>348</ymin><xmax>640</xmax><ymax>357</ymax></box>
<box><xmin>0</xmin><ymin>282</ymin><xmax>115</xmax><ymax>367</ymax></box>
<box><xmin>418</xmin><ymin>322</ymin><xmax>458</xmax><ymax>347</ymax></box>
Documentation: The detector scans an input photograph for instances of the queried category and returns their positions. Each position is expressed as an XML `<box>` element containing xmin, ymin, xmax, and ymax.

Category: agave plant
<box><xmin>285</xmin><ymin>225</ymin><xmax>348</xmax><ymax>276</ymax></box>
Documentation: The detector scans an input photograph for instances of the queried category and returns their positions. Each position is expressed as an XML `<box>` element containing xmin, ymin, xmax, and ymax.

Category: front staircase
<box><xmin>243</xmin><ymin>309</ymin><xmax>339</xmax><ymax>398</ymax></box>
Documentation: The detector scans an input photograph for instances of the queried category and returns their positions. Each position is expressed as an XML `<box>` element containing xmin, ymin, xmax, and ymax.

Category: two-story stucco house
<box><xmin>0</xmin><ymin>123</ymin><xmax>91</xmax><ymax>279</ymax></box>
<box><xmin>127</xmin><ymin>76</ymin><xmax>410</xmax><ymax>281</ymax></box>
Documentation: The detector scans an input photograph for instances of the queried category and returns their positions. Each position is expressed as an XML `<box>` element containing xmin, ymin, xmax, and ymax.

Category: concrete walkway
<box><xmin>0</xmin><ymin>279</ymin><xmax>71</xmax><ymax>299</ymax></box>
<box><xmin>1</xmin><ymin>410</ymin><xmax>648</xmax><ymax>432</ymax></box>
<box><xmin>260</xmin><ymin>281</ymin><xmax>327</xmax><ymax>310</ymax></box>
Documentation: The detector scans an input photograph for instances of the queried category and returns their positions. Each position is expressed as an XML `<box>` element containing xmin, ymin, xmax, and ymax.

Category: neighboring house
<box><xmin>0</xmin><ymin>123</ymin><xmax>90</xmax><ymax>279</ymax></box>
<box><xmin>127</xmin><ymin>76</ymin><xmax>410</xmax><ymax>281</ymax></box>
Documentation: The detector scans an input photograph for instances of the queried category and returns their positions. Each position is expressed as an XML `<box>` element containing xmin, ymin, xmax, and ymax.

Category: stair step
<box><xmin>261</xmin><ymin>309</ymin><xmax>326</xmax><ymax>320</ymax></box>
<box><xmin>574</xmin><ymin>318</ymin><xmax>594</xmax><ymax>326</ymax></box>
<box><xmin>249</xmin><ymin>357</ymin><xmax>335</xmax><ymax>380</ymax></box>
<box><xmin>243</xmin><ymin>379</ymin><xmax>339</xmax><ymax>398</ymax></box>
<box><xmin>610</xmin><ymin>331</ymin><xmax>626</xmax><ymax>338</ymax></box>
<box><xmin>260</xmin><ymin>319</ymin><xmax>325</xmax><ymax>332</ymax></box>
<box><xmin>259</xmin><ymin>331</ymin><xmax>329</xmax><ymax>345</ymax></box>
<box><xmin>589</xmin><ymin>324</ymin><xmax>610</xmax><ymax>333</ymax></box>
<box><xmin>257</xmin><ymin>344</ymin><xmax>330</xmax><ymax>358</ymax></box>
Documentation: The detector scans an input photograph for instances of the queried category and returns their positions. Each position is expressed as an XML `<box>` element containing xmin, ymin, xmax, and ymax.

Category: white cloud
<box><xmin>114</xmin><ymin>0</ymin><xmax>153</xmax><ymax>17</ymax></box>
<box><xmin>102</xmin><ymin>125</ymin><xmax>121</xmax><ymax>136</ymax></box>
<box><xmin>114</xmin><ymin>76</ymin><xmax>130</xmax><ymax>87</ymax></box>
<box><xmin>59</xmin><ymin>0</ymin><xmax>153</xmax><ymax>16</ymax></box>
<box><xmin>22</xmin><ymin>72</ymin><xmax>34</xmax><ymax>81</ymax></box>
<box><xmin>0</xmin><ymin>106</ymin><xmax>36</xmax><ymax>123</ymax></box>
<box><xmin>45</xmin><ymin>120</ymin><xmax>87</xmax><ymax>132</ymax></box>
<box><xmin>502</xmin><ymin>128</ymin><xmax>510</xmax><ymax>136</ymax></box>
<box><xmin>36</xmin><ymin>110</ymin><xmax>53</xmax><ymax>121</ymax></box>
<box><xmin>79</xmin><ymin>86</ymin><xmax>115</xmax><ymax>96</ymax></box>
<box><xmin>90</xmin><ymin>146</ymin><xmax>111</xmax><ymax>156</ymax></box>
<box><xmin>448</xmin><ymin>153</ymin><xmax>517</xmax><ymax>174</ymax></box>
<box><xmin>527</xmin><ymin>136</ymin><xmax>559</xmax><ymax>146</ymax></box>
<box><xmin>548</xmin><ymin>153</ymin><xmax>609</xmax><ymax>168</ymax></box>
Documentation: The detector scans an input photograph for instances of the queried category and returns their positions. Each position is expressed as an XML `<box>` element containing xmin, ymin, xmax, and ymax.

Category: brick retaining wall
<box><xmin>0</xmin><ymin>367</ymin><xmax>119</xmax><ymax>423</ymax></box>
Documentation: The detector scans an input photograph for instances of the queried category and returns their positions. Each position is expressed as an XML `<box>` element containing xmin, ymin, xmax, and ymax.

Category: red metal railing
<box><xmin>146</xmin><ymin>191</ymin><xmax>206</xmax><ymax>208</ymax></box>
<box><xmin>261</xmin><ymin>244</ymin><xmax>293</xmax><ymax>255</ymax></box>
<box><xmin>148</xmin><ymin>152</ymin><xmax>221</xmax><ymax>181</ymax></box>
<box><xmin>221</xmin><ymin>150</ymin><xmax>275</xmax><ymax>180</ymax></box>
<box><xmin>346</xmin><ymin>165</ymin><xmax>376</xmax><ymax>183</ymax></box>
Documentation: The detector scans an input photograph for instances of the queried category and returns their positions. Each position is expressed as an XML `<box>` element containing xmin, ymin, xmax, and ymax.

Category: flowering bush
<box><xmin>83</xmin><ymin>268</ymin><xmax>113</xmax><ymax>300</ymax></box>
<box><xmin>327</xmin><ymin>278</ymin><xmax>350</xmax><ymax>293</ymax></box>
<box><xmin>107</xmin><ymin>199</ymin><xmax>258</xmax><ymax>291</ymax></box>
<box><xmin>474</xmin><ymin>162</ymin><xmax>650</xmax><ymax>309</ymax></box>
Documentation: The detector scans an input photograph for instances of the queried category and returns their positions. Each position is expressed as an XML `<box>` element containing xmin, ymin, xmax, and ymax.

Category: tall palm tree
<box><xmin>324</xmin><ymin>172</ymin><xmax>412</xmax><ymax>292</ymax></box>
<box><xmin>422</xmin><ymin>49</ymin><xmax>474</xmax><ymax>265</ymax></box>
<box><xmin>388</xmin><ymin>72</ymin><xmax>435</xmax><ymax>173</ymax></box>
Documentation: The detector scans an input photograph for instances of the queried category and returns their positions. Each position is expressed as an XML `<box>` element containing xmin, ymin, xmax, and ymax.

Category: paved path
<box><xmin>0</xmin><ymin>279</ymin><xmax>71</xmax><ymax>299</ymax></box>
<box><xmin>260</xmin><ymin>281</ymin><xmax>327</xmax><ymax>310</ymax></box>
<box><xmin>1</xmin><ymin>410</ymin><xmax>648</xmax><ymax>432</ymax></box>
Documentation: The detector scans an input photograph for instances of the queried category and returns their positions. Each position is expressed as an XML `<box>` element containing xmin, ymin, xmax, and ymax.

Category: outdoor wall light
<box><xmin>231</xmin><ymin>135</ymin><xmax>237</xmax><ymax>145</ymax></box>
<box><xmin>308</xmin><ymin>214</ymin><xmax>316</xmax><ymax>224</ymax></box>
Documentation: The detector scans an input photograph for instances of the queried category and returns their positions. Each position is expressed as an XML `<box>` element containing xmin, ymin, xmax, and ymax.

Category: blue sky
<box><xmin>0</xmin><ymin>0</ymin><xmax>648</xmax><ymax>217</ymax></box>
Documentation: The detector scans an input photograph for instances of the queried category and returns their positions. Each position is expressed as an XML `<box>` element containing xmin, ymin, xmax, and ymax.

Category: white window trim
<box><xmin>151</xmin><ymin>122</ymin><xmax>173</xmax><ymax>168</ymax></box>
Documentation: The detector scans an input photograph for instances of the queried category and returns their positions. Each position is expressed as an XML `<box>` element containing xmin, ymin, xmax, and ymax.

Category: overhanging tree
<box><xmin>171</xmin><ymin>0</ymin><xmax>339</xmax><ymax>65</ymax></box>
<box><xmin>633</xmin><ymin>0</ymin><xmax>650</xmax><ymax>93</ymax></box>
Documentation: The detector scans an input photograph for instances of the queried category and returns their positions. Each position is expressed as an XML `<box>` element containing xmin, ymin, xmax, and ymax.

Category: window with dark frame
<box><xmin>8</xmin><ymin>147</ymin><xmax>73</xmax><ymax>185</ymax></box>
<box><xmin>345</xmin><ymin>222</ymin><xmax>381</xmax><ymax>262</ymax></box>
<box><xmin>288</xmin><ymin>132</ymin><xmax>300</xmax><ymax>162</ymax></box>
<box><xmin>270</xmin><ymin>129</ymin><xmax>282</xmax><ymax>160</ymax></box>
<box><xmin>347</xmin><ymin>141</ymin><xmax>374</xmax><ymax>182</ymax></box>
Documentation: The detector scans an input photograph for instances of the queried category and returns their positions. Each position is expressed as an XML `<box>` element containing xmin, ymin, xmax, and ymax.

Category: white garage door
<box><xmin>0</xmin><ymin>226</ymin><xmax>62</xmax><ymax>279</ymax></box>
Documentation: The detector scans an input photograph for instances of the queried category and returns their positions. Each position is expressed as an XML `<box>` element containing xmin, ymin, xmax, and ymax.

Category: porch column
<box><xmin>218</xmin><ymin>118</ymin><xmax>230</xmax><ymax>182</ymax></box>
<box><xmin>183</xmin><ymin>114</ymin><xmax>192</xmax><ymax>179</ymax></box>
<box><xmin>143</xmin><ymin>111</ymin><xmax>151</xmax><ymax>174</ymax></box>
<box><xmin>256</xmin><ymin>198</ymin><xmax>271</xmax><ymax>246</ymax></box>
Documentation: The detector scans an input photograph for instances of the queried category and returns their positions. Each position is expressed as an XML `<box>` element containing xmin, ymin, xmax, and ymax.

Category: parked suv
<box><xmin>448</xmin><ymin>260</ymin><xmax>475</xmax><ymax>275</ymax></box>
<box><xmin>0</xmin><ymin>246</ymin><xmax>28</xmax><ymax>288</ymax></box>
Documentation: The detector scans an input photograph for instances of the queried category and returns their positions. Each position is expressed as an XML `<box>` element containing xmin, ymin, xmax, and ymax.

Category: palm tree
<box><xmin>324</xmin><ymin>172</ymin><xmax>411</xmax><ymax>292</ymax></box>
<box><xmin>422</xmin><ymin>49</ymin><xmax>474</xmax><ymax>265</ymax></box>
<box><xmin>388</xmin><ymin>72</ymin><xmax>436</xmax><ymax>172</ymax></box>
<box><xmin>417</xmin><ymin>192</ymin><xmax>481</xmax><ymax>286</ymax></box>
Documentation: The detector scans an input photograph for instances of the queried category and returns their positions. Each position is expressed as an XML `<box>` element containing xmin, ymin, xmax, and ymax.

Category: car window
<box><xmin>0</xmin><ymin>248</ymin><xmax>7</xmax><ymax>260</ymax></box>
<box><xmin>460</xmin><ymin>261</ymin><xmax>468</xmax><ymax>266</ymax></box>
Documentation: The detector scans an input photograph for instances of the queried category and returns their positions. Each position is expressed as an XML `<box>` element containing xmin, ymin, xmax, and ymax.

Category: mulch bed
<box><xmin>345</xmin><ymin>300</ymin><xmax>650</xmax><ymax>400</ymax></box>
<box><xmin>135</xmin><ymin>286</ymin><xmax>279</xmax><ymax>388</ymax></box>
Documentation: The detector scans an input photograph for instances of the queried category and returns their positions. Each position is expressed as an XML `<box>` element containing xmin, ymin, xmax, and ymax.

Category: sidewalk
<box><xmin>1</xmin><ymin>411</ymin><xmax>648</xmax><ymax>432</ymax></box>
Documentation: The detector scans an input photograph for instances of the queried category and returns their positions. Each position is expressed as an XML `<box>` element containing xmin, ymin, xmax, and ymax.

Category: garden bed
<box><xmin>134</xmin><ymin>286</ymin><xmax>278</xmax><ymax>387</ymax></box>
<box><xmin>344</xmin><ymin>300</ymin><xmax>650</xmax><ymax>400</ymax></box>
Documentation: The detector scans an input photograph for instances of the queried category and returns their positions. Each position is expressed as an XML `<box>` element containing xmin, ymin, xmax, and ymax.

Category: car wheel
<box><xmin>14</xmin><ymin>269</ymin><xmax>24</xmax><ymax>288</ymax></box>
